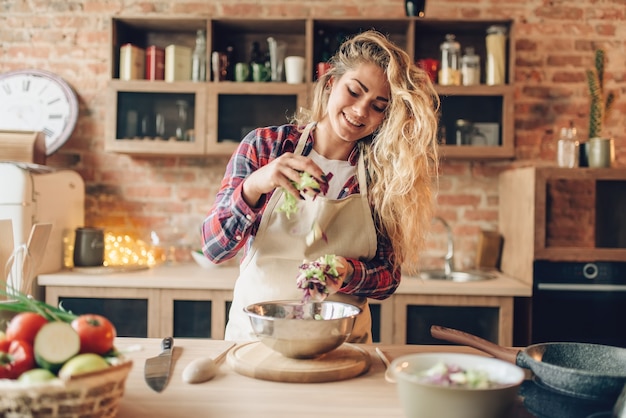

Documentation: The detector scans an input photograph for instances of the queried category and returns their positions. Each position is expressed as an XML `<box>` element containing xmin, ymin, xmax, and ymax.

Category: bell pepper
<box><xmin>0</xmin><ymin>339</ymin><xmax>35</xmax><ymax>379</ymax></box>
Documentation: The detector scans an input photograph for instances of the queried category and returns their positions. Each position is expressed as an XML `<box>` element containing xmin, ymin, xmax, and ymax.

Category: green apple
<box><xmin>18</xmin><ymin>368</ymin><xmax>58</xmax><ymax>384</ymax></box>
<box><xmin>58</xmin><ymin>353</ymin><xmax>109</xmax><ymax>379</ymax></box>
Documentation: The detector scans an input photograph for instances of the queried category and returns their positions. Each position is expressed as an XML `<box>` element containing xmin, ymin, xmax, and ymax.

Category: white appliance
<box><xmin>0</xmin><ymin>162</ymin><xmax>85</xmax><ymax>276</ymax></box>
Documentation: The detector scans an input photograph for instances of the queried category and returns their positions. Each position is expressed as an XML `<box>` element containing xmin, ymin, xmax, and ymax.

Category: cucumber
<box><xmin>34</xmin><ymin>321</ymin><xmax>81</xmax><ymax>372</ymax></box>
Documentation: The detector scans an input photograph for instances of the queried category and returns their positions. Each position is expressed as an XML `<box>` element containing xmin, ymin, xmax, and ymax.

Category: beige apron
<box><xmin>225</xmin><ymin>123</ymin><xmax>378</xmax><ymax>342</ymax></box>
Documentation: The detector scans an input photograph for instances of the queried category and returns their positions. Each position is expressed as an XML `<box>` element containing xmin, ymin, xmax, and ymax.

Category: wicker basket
<box><xmin>0</xmin><ymin>359</ymin><xmax>133</xmax><ymax>418</ymax></box>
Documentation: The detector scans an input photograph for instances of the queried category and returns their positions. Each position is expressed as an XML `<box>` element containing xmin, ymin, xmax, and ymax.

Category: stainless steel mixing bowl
<box><xmin>244</xmin><ymin>300</ymin><xmax>361</xmax><ymax>359</ymax></box>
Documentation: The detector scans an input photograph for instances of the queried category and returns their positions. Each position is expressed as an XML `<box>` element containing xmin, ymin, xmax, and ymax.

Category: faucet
<box><xmin>433</xmin><ymin>216</ymin><xmax>455</xmax><ymax>276</ymax></box>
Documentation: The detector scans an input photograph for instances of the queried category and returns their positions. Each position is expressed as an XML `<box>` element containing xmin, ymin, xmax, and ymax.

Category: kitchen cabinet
<box><xmin>499</xmin><ymin>167</ymin><xmax>626</xmax><ymax>284</ymax></box>
<box><xmin>38</xmin><ymin>264</ymin><xmax>529</xmax><ymax>345</ymax></box>
<box><xmin>105</xmin><ymin>16</ymin><xmax>514</xmax><ymax>159</ymax></box>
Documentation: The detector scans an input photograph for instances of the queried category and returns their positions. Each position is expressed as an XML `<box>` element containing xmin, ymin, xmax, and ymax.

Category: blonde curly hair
<box><xmin>295</xmin><ymin>30</ymin><xmax>440</xmax><ymax>271</ymax></box>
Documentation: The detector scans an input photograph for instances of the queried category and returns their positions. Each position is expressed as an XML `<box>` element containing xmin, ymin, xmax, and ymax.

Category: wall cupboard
<box><xmin>106</xmin><ymin>16</ymin><xmax>515</xmax><ymax>159</ymax></box>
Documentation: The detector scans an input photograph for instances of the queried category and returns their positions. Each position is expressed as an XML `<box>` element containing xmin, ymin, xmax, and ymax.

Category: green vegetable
<box><xmin>58</xmin><ymin>353</ymin><xmax>110</xmax><ymax>379</ymax></box>
<box><xmin>278</xmin><ymin>172</ymin><xmax>323</xmax><ymax>219</ymax></box>
<box><xmin>34</xmin><ymin>321</ymin><xmax>81</xmax><ymax>373</ymax></box>
<box><xmin>18</xmin><ymin>368</ymin><xmax>58</xmax><ymax>384</ymax></box>
<box><xmin>0</xmin><ymin>281</ymin><xmax>77</xmax><ymax>323</ymax></box>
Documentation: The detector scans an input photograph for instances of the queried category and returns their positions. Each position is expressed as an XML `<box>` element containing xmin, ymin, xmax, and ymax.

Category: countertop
<box><xmin>39</xmin><ymin>262</ymin><xmax>531</xmax><ymax>297</ymax></box>
<box><xmin>112</xmin><ymin>337</ymin><xmax>535</xmax><ymax>418</ymax></box>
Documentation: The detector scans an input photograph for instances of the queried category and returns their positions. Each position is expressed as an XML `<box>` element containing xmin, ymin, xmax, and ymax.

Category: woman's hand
<box><xmin>242</xmin><ymin>153</ymin><xmax>326</xmax><ymax>207</ymax></box>
<box><xmin>335</xmin><ymin>256</ymin><xmax>354</xmax><ymax>287</ymax></box>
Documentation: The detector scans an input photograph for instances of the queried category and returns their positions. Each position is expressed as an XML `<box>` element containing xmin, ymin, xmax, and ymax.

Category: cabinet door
<box><xmin>59</xmin><ymin>297</ymin><xmax>148</xmax><ymax>338</ymax></box>
<box><xmin>405</xmin><ymin>305</ymin><xmax>499</xmax><ymax>345</ymax></box>
<box><xmin>106</xmin><ymin>81</ymin><xmax>207</xmax><ymax>155</ymax></box>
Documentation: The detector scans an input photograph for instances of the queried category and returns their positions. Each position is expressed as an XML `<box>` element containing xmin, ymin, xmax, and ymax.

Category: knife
<box><xmin>145</xmin><ymin>337</ymin><xmax>174</xmax><ymax>393</ymax></box>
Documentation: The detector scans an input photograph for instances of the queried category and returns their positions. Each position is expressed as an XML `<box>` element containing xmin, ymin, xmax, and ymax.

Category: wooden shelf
<box><xmin>106</xmin><ymin>16</ymin><xmax>515</xmax><ymax>159</ymax></box>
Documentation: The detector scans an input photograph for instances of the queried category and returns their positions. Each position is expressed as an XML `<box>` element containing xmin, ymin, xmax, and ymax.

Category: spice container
<box><xmin>486</xmin><ymin>25</ymin><xmax>507</xmax><ymax>85</ymax></box>
<box><xmin>461</xmin><ymin>47</ymin><xmax>480</xmax><ymax>86</ymax></box>
<box><xmin>439</xmin><ymin>34</ymin><xmax>461</xmax><ymax>86</ymax></box>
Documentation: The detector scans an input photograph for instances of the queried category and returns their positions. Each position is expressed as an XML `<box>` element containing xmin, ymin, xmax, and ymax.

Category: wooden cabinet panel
<box><xmin>499</xmin><ymin>167</ymin><xmax>626</xmax><ymax>284</ymax></box>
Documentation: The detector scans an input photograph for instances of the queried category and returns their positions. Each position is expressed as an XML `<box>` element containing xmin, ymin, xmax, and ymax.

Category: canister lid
<box><xmin>440</xmin><ymin>34</ymin><xmax>460</xmax><ymax>51</ymax></box>
<box><xmin>486</xmin><ymin>25</ymin><xmax>508</xmax><ymax>35</ymax></box>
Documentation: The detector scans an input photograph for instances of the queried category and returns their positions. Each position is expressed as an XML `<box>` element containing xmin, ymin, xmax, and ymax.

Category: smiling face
<box><xmin>318</xmin><ymin>62</ymin><xmax>390</xmax><ymax>149</ymax></box>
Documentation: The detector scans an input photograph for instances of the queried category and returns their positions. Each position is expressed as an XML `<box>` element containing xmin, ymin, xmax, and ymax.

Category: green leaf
<box><xmin>0</xmin><ymin>281</ymin><xmax>77</xmax><ymax>323</ymax></box>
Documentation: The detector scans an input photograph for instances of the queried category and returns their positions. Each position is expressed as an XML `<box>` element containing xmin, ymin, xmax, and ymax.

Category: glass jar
<box><xmin>439</xmin><ymin>34</ymin><xmax>461</xmax><ymax>86</ymax></box>
<box><xmin>556</xmin><ymin>126</ymin><xmax>579</xmax><ymax>168</ymax></box>
<box><xmin>486</xmin><ymin>25</ymin><xmax>507</xmax><ymax>85</ymax></box>
<box><xmin>461</xmin><ymin>47</ymin><xmax>480</xmax><ymax>86</ymax></box>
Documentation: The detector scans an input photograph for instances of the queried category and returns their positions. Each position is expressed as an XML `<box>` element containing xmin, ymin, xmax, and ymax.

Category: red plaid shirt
<box><xmin>201</xmin><ymin>124</ymin><xmax>399</xmax><ymax>300</ymax></box>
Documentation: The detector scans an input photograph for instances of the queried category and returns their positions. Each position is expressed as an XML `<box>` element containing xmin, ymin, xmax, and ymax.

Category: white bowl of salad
<box><xmin>387</xmin><ymin>352</ymin><xmax>525</xmax><ymax>418</ymax></box>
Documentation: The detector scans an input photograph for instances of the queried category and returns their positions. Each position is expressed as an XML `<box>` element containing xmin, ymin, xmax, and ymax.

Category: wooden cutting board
<box><xmin>227</xmin><ymin>341</ymin><xmax>371</xmax><ymax>383</ymax></box>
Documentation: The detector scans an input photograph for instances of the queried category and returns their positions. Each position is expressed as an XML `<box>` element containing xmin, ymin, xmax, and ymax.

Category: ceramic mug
<box><xmin>73</xmin><ymin>227</ymin><xmax>105</xmax><ymax>267</ymax></box>
<box><xmin>234</xmin><ymin>62</ymin><xmax>250</xmax><ymax>82</ymax></box>
<box><xmin>251</xmin><ymin>63</ymin><xmax>270</xmax><ymax>82</ymax></box>
<box><xmin>284</xmin><ymin>56</ymin><xmax>305</xmax><ymax>84</ymax></box>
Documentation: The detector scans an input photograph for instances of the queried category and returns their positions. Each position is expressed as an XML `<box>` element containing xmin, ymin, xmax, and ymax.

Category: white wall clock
<box><xmin>0</xmin><ymin>69</ymin><xmax>79</xmax><ymax>156</ymax></box>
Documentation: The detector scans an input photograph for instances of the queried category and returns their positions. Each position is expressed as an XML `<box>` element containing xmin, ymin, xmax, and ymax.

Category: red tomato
<box><xmin>5</xmin><ymin>312</ymin><xmax>48</xmax><ymax>345</ymax></box>
<box><xmin>0</xmin><ymin>339</ymin><xmax>36</xmax><ymax>379</ymax></box>
<box><xmin>70</xmin><ymin>314</ymin><xmax>117</xmax><ymax>355</ymax></box>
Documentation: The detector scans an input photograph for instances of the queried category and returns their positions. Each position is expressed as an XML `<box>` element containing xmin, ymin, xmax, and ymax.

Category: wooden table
<box><xmin>113</xmin><ymin>337</ymin><xmax>534</xmax><ymax>418</ymax></box>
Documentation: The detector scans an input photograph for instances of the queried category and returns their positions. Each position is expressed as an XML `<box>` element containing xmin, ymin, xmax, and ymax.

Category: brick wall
<box><xmin>1</xmin><ymin>0</ymin><xmax>624</xmax><ymax>269</ymax></box>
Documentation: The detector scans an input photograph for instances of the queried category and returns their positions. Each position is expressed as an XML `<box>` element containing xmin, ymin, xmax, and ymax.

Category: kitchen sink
<box><xmin>418</xmin><ymin>270</ymin><xmax>496</xmax><ymax>282</ymax></box>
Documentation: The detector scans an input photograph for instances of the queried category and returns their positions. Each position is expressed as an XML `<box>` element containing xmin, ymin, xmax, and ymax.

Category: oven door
<box><xmin>532</xmin><ymin>261</ymin><xmax>626</xmax><ymax>348</ymax></box>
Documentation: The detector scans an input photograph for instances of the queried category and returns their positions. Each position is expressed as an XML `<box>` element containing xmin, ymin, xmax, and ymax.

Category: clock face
<box><xmin>0</xmin><ymin>69</ymin><xmax>79</xmax><ymax>155</ymax></box>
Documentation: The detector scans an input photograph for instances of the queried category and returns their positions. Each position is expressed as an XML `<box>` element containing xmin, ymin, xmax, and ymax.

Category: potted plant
<box><xmin>585</xmin><ymin>49</ymin><xmax>616</xmax><ymax>167</ymax></box>
<box><xmin>586</xmin><ymin>49</ymin><xmax>615</xmax><ymax>139</ymax></box>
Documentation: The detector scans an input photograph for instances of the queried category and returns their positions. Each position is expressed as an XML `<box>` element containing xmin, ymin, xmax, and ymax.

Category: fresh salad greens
<box><xmin>417</xmin><ymin>362</ymin><xmax>500</xmax><ymax>389</ymax></box>
<box><xmin>277</xmin><ymin>171</ymin><xmax>327</xmax><ymax>219</ymax></box>
<box><xmin>296</xmin><ymin>254</ymin><xmax>343</xmax><ymax>302</ymax></box>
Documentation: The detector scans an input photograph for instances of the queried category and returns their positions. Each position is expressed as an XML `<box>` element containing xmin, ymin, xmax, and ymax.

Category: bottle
<box><xmin>461</xmin><ymin>47</ymin><xmax>480</xmax><ymax>86</ymax></box>
<box><xmin>191</xmin><ymin>30</ymin><xmax>207</xmax><ymax>82</ymax></box>
<box><xmin>439</xmin><ymin>34</ymin><xmax>461</xmax><ymax>86</ymax></box>
<box><xmin>175</xmin><ymin>100</ymin><xmax>189</xmax><ymax>141</ymax></box>
<box><xmin>556</xmin><ymin>124</ymin><xmax>579</xmax><ymax>168</ymax></box>
<box><xmin>486</xmin><ymin>25</ymin><xmax>507</xmax><ymax>85</ymax></box>
<box><xmin>249</xmin><ymin>41</ymin><xmax>262</xmax><ymax>65</ymax></box>
<box><xmin>455</xmin><ymin>119</ymin><xmax>473</xmax><ymax>145</ymax></box>
<box><xmin>225</xmin><ymin>45</ymin><xmax>235</xmax><ymax>81</ymax></box>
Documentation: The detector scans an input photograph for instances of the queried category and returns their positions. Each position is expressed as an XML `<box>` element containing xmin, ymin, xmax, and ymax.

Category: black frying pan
<box><xmin>430</xmin><ymin>325</ymin><xmax>626</xmax><ymax>402</ymax></box>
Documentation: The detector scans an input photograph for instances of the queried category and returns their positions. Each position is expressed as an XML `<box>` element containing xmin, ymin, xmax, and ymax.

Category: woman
<box><xmin>202</xmin><ymin>30</ymin><xmax>439</xmax><ymax>342</ymax></box>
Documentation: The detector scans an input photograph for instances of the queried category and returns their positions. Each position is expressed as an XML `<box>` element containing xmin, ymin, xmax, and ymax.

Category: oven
<box><xmin>532</xmin><ymin>260</ymin><xmax>626</xmax><ymax>348</ymax></box>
